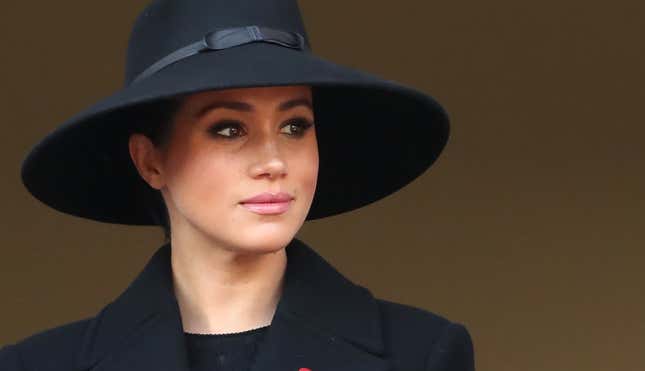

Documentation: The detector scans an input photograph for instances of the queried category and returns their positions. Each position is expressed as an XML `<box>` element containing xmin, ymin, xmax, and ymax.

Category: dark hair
<box><xmin>128</xmin><ymin>97</ymin><xmax>183</xmax><ymax>243</ymax></box>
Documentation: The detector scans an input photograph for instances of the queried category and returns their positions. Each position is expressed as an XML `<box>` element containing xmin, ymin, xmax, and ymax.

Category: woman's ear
<box><xmin>128</xmin><ymin>133</ymin><xmax>165</xmax><ymax>190</ymax></box>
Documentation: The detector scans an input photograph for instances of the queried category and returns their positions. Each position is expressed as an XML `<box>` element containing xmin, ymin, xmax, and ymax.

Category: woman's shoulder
<box><xmin>1</xmin><ymin>315</ymin><xmax>94</xmax><ymax>371</ymax></box>
<box><xmin>372</xmin><ymin>295</ymin><xmax>475</xmax><ymax>371</ymax></box>
<box><xmin>376</xmin><ymin>296</ymin><xmax>456</xmax><ymax>331</ymax></box>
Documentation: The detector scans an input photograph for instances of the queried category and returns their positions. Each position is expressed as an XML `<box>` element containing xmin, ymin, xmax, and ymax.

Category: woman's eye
<box><xmin>209</xmin><ymin>121</ymin><xmax>245</xmax><ymax>139</ymax></box>
<box><xmin>281</xmin><ymin>118</ymin><xmax>314</xmax><ymax>137</ymax></box>
<box><xmin>208</xmin><ymin>118</ymin><xmax>313</xmax><ymax>139</ymax></box>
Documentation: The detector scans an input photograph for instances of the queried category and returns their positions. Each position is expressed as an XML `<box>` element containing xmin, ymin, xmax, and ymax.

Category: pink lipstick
<box><xmin>239</xmin><ymin>192</ymin><xmax>294</xmax><ymax>215</ymax></box>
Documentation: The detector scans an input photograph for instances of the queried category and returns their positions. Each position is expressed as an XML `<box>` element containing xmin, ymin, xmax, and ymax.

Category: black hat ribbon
<box><xmin>131</xmin><ymin>25</ymin><xmax>307</xmax><ymax>85</ymax></box>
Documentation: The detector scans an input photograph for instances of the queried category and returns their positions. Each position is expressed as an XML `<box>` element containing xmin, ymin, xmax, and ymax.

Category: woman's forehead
<box><xmin>176</xmin><ymin>85</ymin><xmax>313</xmax><ymax>120</ymax></box>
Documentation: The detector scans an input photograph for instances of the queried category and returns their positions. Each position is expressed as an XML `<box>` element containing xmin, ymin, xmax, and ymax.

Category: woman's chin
<box><xmin>227</xmin><ymin>226</ymin><xmax>297</xmax><ymax>253</ymax></box>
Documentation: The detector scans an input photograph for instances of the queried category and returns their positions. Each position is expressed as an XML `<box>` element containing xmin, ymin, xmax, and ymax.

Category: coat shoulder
<box><xmin>373</xmin><ymin>297</ymin><xmax>475</xmax><ymax>371</ymax></box>
<box><xmin>1</xmin><ymin>315</ymin><xmax>95</xmax><ymax>371</ymax></box>
<box><xmin>376</xmin><ymin>297</ymin><xmax>454</xmax><ymax>336</ymax></box>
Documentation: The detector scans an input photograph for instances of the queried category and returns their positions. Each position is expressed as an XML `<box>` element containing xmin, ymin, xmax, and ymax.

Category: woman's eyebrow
<box><xmin>195</xmin><ymin>97</ymin><xmax>312</xmax><ymax>118</ymax></box>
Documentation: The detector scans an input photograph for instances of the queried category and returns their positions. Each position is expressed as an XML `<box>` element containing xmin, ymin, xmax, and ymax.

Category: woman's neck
<box><xmin>169</xmin><ymin>234</ymin><xmax>287</xmax><ymax>334</ymax></box>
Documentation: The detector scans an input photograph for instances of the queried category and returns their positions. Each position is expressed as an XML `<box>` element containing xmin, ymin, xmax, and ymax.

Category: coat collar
<box><xmin>76</xmin><ymin>238</ymin><xmax>390</xmax><ymax>371</ymax></box>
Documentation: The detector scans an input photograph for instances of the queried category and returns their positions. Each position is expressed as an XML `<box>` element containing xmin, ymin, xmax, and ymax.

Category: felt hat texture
<box><xmin>20</xmin><ymin>0</ymin><xmax>450</xmax><ymax>224</ymax></box>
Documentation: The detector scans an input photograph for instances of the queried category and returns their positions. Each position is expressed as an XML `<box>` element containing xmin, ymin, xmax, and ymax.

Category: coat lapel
<box><xmin>76</xmin><ymin>238</ymin><xmax>391</xmax><ymax>371</ymax></box>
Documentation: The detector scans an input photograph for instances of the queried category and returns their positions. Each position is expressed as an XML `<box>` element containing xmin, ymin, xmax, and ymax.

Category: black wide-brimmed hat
<box><xmin>20</xmin><ymin>0</ymin><xmax>450</xmax><ymax>225</ymax></box>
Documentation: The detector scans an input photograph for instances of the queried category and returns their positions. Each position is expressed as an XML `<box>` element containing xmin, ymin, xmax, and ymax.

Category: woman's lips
<box><xmin>240</xmin><ymin>191</ymin><xmax>293</xmax><ymax>203</ymax></box>
<box><xmin>240</xmin><ymin>200</ymin><xmax>292</xmax><ymax>215</ymax></box>
<box><xmin>239</xmin><ymin>191</ymin><xmax>294</xmax><ymax>215</ymax></box>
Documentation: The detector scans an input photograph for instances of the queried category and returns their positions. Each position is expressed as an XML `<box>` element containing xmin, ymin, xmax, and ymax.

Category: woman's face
<box><xmin>129</xmin><ymin>85</ymin><xmax>318</xmax><ymax>254</ymax></box>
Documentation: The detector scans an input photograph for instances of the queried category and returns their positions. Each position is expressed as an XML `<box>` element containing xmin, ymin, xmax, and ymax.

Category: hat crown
<box><xmin>124</xmin><ymin>0</ymin><xmax>311</xmax><ymax>85</ymax></box>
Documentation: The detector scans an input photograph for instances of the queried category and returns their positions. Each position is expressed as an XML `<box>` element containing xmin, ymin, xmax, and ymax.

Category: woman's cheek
<box><xmin>301</xmin><ymin>151</ymin><xmax>319</xmax><ymax>201</ymax></box>
<box><xmin>193</xmin><ymin>159</ymin><xmax>229</xmax><ymax>202</ymax></box>
<box><xmin>171</xmin><ymin>155</ymin><xmax>222</xmax><ymax>212</ymax></box>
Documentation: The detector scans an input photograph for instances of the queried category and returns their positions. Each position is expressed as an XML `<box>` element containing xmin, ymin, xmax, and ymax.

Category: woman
<box><xmin>2</xmin><ymin>0</ymin><xmax>475</xmax><ymax>370</ymax></box>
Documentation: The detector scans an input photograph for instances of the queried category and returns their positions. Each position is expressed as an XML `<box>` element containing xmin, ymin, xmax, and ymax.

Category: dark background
<box><xmin>1</xmin><ymin>1</ymin><xmax>643</xmax><ymax>370</ymax></box>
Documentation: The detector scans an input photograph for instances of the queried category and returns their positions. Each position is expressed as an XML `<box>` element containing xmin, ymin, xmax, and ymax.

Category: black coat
<box><xmin>0</xmin><ymin>238</ymin><xmax>475</xmax><ymax>371</ymax></box>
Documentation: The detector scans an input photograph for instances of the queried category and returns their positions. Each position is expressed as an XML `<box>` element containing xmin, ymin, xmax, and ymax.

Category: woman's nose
<box><xmin>248</xmin><ymin>139</ymin><xmax>287</xmax><ymax>180</ymax></box>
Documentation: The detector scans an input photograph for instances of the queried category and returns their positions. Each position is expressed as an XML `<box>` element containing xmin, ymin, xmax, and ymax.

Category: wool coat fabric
<box><xmin>0</xmin><ymin>238</ymin><xmax>475</xmax><ymax>371</ymax></box>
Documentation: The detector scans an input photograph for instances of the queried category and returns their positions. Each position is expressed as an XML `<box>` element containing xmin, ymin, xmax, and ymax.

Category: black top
<box><xmin>184</xmin><ymin>325</ymin><xmax>270</xmax><ymax>371</ymax></box>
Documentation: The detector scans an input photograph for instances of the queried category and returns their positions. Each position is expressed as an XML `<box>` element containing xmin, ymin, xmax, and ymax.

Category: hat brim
<box><xmin>20</xmin><ymin>42</ymin><xmax>450</xmax><ymax>224</ymax></box>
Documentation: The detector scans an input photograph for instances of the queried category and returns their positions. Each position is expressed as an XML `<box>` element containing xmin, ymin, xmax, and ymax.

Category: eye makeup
<box><xmin>207</xmin><ymin>117</ymin><xmax>314</xmax><ymax>139</ymax></box>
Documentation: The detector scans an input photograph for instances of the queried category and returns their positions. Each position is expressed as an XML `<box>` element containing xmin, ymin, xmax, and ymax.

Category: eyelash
<box><xmin>208</xmin><ymin>117</ymin><xmax>314</xmax><ymax>139</ymax></box>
